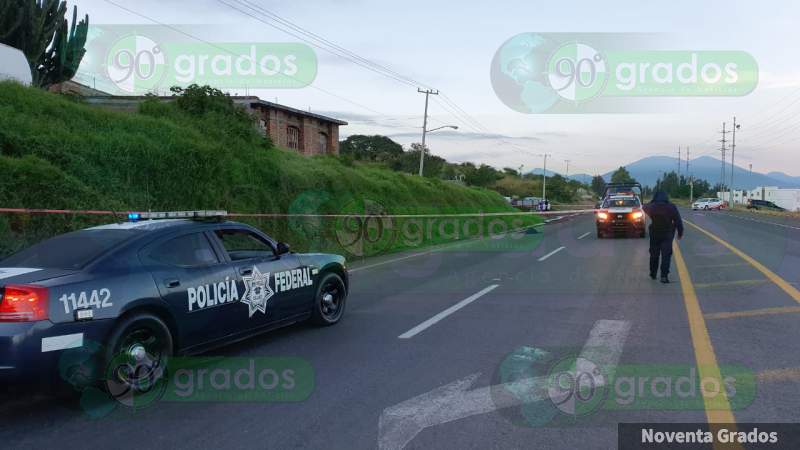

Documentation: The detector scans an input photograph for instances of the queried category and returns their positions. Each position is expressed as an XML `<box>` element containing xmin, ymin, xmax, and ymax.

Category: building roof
<box><xmin>82</xmin><ymin>94</ymin><xmax>348</xmax><ymax>126</ymax></box>
<box><xmin>231</xmin><ymin>96</ymin><xmax>348</xmax><ymax>125</ymax></box>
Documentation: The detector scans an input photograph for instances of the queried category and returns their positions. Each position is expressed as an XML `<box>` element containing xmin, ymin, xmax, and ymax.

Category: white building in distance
<box><xmin>719</xmin><ymin>186</ymin><xmax>800</xmax><ymax>211</ymax></box>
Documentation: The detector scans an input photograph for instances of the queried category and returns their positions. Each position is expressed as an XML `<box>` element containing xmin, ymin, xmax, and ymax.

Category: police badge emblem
<box><xmin>241</xmin><ymin>266</ymin><xmax>274</xmax><ymax>317</ymax></box>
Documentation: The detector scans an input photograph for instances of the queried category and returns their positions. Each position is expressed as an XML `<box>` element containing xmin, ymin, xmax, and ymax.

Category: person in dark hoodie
<box><xmin>642</xmin><ymin>191</ymin><xmax>684</xmax><ymax>283</ymax></box>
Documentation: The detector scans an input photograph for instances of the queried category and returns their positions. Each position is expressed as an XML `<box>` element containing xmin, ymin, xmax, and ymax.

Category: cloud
<box><xmin>385</xmin><ymin>130</ymin><xmax>550</xmax><ymax>142</ymax></box>
<box><xmin>315</xmin><ymin>110</ymin><xmax>419</xmax><ymax>129</ymax></box>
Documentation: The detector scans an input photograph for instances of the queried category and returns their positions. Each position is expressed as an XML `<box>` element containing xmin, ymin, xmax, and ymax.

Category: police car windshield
<box><xmin>605</xmin><ymin>198</ymin><xmax>640</xmax><ymax>208</ymax></box>
<box><xmin>0</xmin><ymin>229</ymin><xmax>138</xmax><ymax>270</ymax></box>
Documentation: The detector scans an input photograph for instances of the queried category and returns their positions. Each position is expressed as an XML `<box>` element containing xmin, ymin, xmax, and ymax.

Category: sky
<box><xmin>72</xmin><ymin>0</ymin><xmax>800</xmax><ymax>177</ymax></box>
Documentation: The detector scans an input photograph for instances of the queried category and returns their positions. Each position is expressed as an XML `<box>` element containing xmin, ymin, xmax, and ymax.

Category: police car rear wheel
<box><xmin>312</xmin><ymin>273</ymin><xmax>347</xmax><ymax>325</ymax></box>
<box><xmin>104</xmin><ymin>313</ymin><xmax>173</xmax><ymax>403</ymax></box>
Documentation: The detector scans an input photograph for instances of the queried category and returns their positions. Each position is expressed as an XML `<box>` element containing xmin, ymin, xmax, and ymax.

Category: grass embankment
<box><xmin>0</xmin><ymin>82</ymin><xmax>540</xmax><ymax>259</ymax></box>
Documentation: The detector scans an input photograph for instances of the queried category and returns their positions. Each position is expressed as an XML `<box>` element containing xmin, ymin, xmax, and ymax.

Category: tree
<box><xmin>389</xmin><ymin>144</ymin><xmax>447</xmax><ymax>178</ymax></box>
<box><xmin>545</xmin><ymin>174</ymin><xmax>577</xmax><ymax>203</ymax></box>
<box><xmin>590</xmin><ymin>175</ymin><xmax>607</xmax><ymax>197</ymax></box>
<box><xmin>652</xmin><ymin>171</ymin><xmax>714</xmax><ymax>199</ymax></box>
<box><xmin>0</xmin><ymin>1</ymin><xmax>89</xmax><ymax>89</ymax></box>
<box><xmin>610</xmin><ymin>166</ymin><xmax>636</xmax><ymax>184</ymax></box>
<box><xmin>339</xmin><ymin>135</ymin><xmax>403</xmax><ymax>162</ymax></box>
<box><xmin>464</xmin><ymin>164</ymin><xmax>502</xmax><ymax>187</ymax></box>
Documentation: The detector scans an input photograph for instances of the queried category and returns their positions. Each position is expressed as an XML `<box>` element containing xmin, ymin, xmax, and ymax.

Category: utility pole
<box><xmin>417</xmin><ymin>88</ymin><xmax>439</xmax><ymax>176</ymax></box>
<box><xmin>565</xmin><ymin>159</ymin><xmax>571</xmax><ymax>179</ymax></box>
<box><xmin>677</xmin><ymin>145</ymin><xmax>682</xmax><ymax>177</ymax></box>
<box><xmin>686</xmin><ymin>146</ymin><xmax>690</xmax><ymax>175</ymax></box>
<box><xmin>686</xmin><ymin>146</ymin><xmax>693</xmax><ymax>202</ymax></box>
<box><xmin>542</xmin><ymin>153</ymin><xmax>551</xmax><ymax>201</ymax></box>
<box><xmin>719</xmin><ymin>122</ymin><xmax>729</xmax><ymax>195</ymax></box>
<box><xmin>730</xmin><ymin>117</ymin><xmax>740</xmax><ymax>208</ymax></box>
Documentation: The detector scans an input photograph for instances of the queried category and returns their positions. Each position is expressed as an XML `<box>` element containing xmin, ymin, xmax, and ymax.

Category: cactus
<box><xmin>37</xmin><ymin>5</ymin><xmax>88</xmax><ymax>88</ymax></box>
<box><xmin>0</xmin><ymin>0</ymin><xmax>88</xmax><ymax>89</ymax></box>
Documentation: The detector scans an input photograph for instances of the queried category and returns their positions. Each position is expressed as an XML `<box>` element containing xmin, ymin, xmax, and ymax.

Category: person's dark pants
<box><xmin>649</xmin><ymin>234</ymin><xmax>674</xmax><ymax>277</ymax></box>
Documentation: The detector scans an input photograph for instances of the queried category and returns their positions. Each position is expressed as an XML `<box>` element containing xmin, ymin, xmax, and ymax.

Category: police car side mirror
<box><xmin>277</xmin><ymin>242</ymin><xmax>290</xmax><ymax>255</ymax></box>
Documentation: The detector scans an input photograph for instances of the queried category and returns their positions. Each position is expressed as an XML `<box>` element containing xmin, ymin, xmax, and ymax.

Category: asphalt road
<box><xmin>2</xmin><ymin>208</ymin><xmax>800</xmax><ymax>449</ymax></box>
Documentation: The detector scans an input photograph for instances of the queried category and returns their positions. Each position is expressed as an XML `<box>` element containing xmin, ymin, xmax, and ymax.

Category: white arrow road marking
<box><xmin>538</xmin><ymin>246</ymin><xmax>566</xmax><ymax>262</ymax></box>
<box><xmin>398</xmin><ymin>285</ymin><xmax>499</xmax><ymax>339</ymax></box>
<box><xmin>378</xmin><ymin>319</ymin><xmax>631</xmax><ymax>450</ymax></box>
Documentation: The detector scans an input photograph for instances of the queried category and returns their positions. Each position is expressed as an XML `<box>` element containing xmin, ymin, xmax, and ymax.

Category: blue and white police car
<box><xmin>0</xmin><ymin>211</ymin><xmax>348</xmax><ymax>392</ymax></box>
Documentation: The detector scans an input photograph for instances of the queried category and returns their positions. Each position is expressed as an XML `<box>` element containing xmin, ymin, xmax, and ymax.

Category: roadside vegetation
<box><xmin>340</xmin><ymin>134</ymin><xmax>587</xmax><ymax>204</ymax></box>
<box><xmin>590</xmin><ymin>166</ymin><xmax>718</xmax><ymax>202</ymax></box>
<box><xmin>0</xmin><ymin>81</ymin><xmax>541</xmax><ymax>258</ymax></box>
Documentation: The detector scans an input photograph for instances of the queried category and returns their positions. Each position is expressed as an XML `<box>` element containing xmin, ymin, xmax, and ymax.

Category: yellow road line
<box><xmin>758</xmin><ymin>368</ymin><xmax>800</xmax><ymax>383</ymax></box>
<box><xmin>705</xmin><ymin>305</ymin><xmax>800</xmax><ymax>320</ymax></box>
<box><xmin>674</xmin><ymin>242</ymin><xmax>740</xmax><ymax>448</ymax></box>
<box><xmin>694</xmin><ymin>262</ymin><xmax>750</xmax><ymax>269</ymax></box>
<box><xmin>685</xmin><ymin>220</ymin><xmax>800</xmax><ymax>304</ymax></box>
<box><xmin>694</xmin><ymin>279</ymin><xmax>768</xmax><ymax>289</ymax></box>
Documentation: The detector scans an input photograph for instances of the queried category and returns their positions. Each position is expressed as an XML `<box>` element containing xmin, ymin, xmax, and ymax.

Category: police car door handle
<box><xmin>239</xmin><ymin>267</ymin><xmax>253</xmax><ymax>276</ymax></box>
<box><xmin>165</xmin><ymin>279</ymin><xmax>181</xmax><ymax>288</ymax></box>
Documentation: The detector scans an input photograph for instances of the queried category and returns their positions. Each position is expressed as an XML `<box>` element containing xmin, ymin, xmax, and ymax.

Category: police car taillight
<box><xmin>0</xmin><ymin>284</ymin><xmax>49</xmax><ymax>322</ymax></box>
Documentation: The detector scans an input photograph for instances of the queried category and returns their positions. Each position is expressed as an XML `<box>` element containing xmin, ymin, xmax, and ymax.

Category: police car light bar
<box><xmin>128</xmin><ymin>210</ymin><xmax>228</xmax><ymax>221</ymax></box>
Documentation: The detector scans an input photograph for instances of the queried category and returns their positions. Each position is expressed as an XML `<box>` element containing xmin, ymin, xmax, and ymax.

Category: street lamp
<box><xmin>427</xmin><ymin>125</ymin><xmax>459</xmax><ymax>133</ymax></box>
<box><xmin>418</xmin><ymin>125</ymin><xmax>459</xmax><ymax>176</ymax></box>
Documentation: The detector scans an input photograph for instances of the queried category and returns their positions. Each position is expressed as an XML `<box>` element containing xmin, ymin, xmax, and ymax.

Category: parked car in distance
<box><xmin>692</xmin><ymin>198</ymin><xmax>724</xmax><ymax>210</ymax></box>
<box><xmin>747</xmin><ymin>199</ymin><xmax>786</xmax><ymax>211</ymax></box>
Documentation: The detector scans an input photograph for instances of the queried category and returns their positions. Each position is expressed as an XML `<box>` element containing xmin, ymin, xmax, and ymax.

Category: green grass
<box><xmin>0</xmin><ymin>81</ymin><xmax>541</xmax><ymax>259</ymax></box>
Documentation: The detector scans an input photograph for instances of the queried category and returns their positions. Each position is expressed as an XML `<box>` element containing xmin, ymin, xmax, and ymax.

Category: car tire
<box><xmin>102</xmin><ymin>313</ymin><xmax>173</xmax><ymax>406</ymax></box>
<box><xmin>639</xmin><ymin>230</ymin><xmax>646</xmax><ymax>238</ymax></box>
<box><xmin>597</xmin><ymin>230</ymin><xmax>603</xmax><ymax>239</ymax></box>
<box><xmin>311</xmin><ymin>272</ymin><xmax>347</xmax><ymax>326</ymax></box>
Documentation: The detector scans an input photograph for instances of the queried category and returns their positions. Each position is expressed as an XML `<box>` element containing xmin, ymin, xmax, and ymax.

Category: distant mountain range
<box><xmin>528</xmin><ymin>168</ymin><xmax>593</xmax><ymax>184</ymax></box>
<box><xmin>529</xmin><ymin>156</ymin><xmax>800</xmax><ymax>190</ymax></box>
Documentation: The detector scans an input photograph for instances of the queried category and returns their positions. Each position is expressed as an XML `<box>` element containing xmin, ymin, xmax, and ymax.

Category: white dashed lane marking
<box><xmin>538</xmin><ymin>246</ymin><xmax>566</xmax><ymax>262</ymax></box>
<box><xmin>398</xmin><ymin>284</ymin><xmax>499</xmax><ymax>339</ymax></box>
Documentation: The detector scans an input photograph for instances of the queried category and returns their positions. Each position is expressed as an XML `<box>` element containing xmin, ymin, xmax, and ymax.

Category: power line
<box><xmin>219</xmin><ymin>0</ymin><xmax>602</xmax><ymax>173</ymax></box>
<box><xmin>217</xmin><ymin>0</ymin><xmax>428</xmax><ymax>89</ymax></box>
<box><xmin>216</xmin><ymin>0</ymin><xmax>563</xmax><ymax>166</ymax></box>
<box><xmin>100</xmin><ymin>0</ymin><xmax>424</xmax><ymax>128</ymax></box>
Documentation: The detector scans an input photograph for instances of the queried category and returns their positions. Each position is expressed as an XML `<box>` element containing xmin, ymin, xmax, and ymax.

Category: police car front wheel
<box><xmin>311</xmin><ymin>273</ymin><xmax>347</xmax><ymax>326</ymax></box>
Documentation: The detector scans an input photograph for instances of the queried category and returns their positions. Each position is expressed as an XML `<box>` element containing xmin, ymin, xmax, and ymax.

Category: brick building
<box><xmin>232</xmin><ymin>97</ymin><xmax>347</xmax><ymax>155</ymax></box>
<box><xmin>81</xmin><ymin>92</ymin><xmax>347</xmax><ymax>156</ymax></box>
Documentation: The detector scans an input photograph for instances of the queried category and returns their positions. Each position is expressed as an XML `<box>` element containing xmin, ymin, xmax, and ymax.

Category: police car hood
<box><xmin>0</xmin><ymin>267</ymin><xmax>78</xmax><ymax>286</ymax></box>
<box><xmin>608</xmin><ymin>207</ymin><xmax>634</xmax><ymax>213</ymax></box>
<box><xmin>296</xmin><ymin>253</ymin><xmax>346</xmax><ymax>268</ymax></box>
